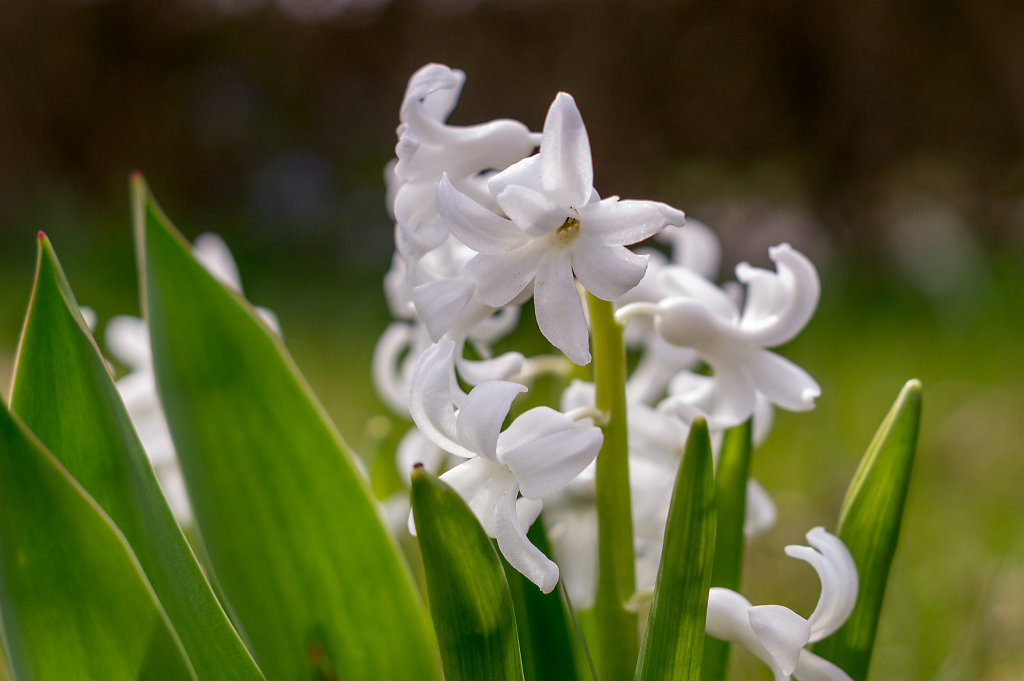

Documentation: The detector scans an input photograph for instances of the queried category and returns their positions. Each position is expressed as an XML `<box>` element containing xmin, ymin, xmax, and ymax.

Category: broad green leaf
<box><xmin>502</xmin><ymin>521</ymin><xmax>585</xmax><ymax>681</ymax></box>
<box><xmin>0</xmin><ymin>400</ymin><xmax>196</xmax><ymax>680</ymax></box>
<box><xmin>133</xmin><ymin>175</ymin><xmax>439</xmax><ymax>681</ymax></box>
<box><xmin>701</xmin><ymin>420</ymin><xmax>752</xmax><ymax>681</ymax></box>
<box><xmin>813</xmin><ymin>380</ymin><xmax>922</xmax><ymax>680</ymax></box>
<box><xmin>410</xmin><ymin>467</ymin><xmax>525</xmax><ymax>681</ymax></box>
<box><xmin>9</xmin><ymin>235</ymin><xmax>265</xmax><ymax>680</ymax></box>
<box><xmin>635</xmin><ymin>418</ymin><xmax>716</xmax><ymax>681</ymax></box>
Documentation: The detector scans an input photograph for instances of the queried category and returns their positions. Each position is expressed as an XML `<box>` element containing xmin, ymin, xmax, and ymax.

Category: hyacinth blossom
<box><xmin>706</xmin><ymin>527</ymin><xmax>858</xmax><ymax>680</ymax></box>
<box><xmin>107</xmin><ymin>232</ymin><xmax>278</xmax><ymax>524</ymax></box>
<box><xmin>617</xmin><ymin>242</ymin><xmax>821</xmax><ymax>429</ymax></box>
<box><xmin>406</xmin><ymin>339</ymin><xmax>603</xmax><ymax>593</ymax></box>
<box><xmin>379</xmin><ymin>63</ymin><xmax>829</xmax><ymax>611</ymax></box>
<box><xmin>435</xmin><ymin>92</ymin><xmax>685</xmax><ymax>365</ymax></box>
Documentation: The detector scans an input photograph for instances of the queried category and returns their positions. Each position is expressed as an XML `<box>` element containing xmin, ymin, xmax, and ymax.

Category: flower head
<box><xmin>436</xmin><ymin>92</ymin><xmax>685</xmax><ymax>365</ymax></box>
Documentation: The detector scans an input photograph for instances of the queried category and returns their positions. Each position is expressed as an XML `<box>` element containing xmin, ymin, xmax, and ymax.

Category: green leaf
<box><xmin>701</xmin><ymin>420</ymin><xmax>752</xmax><ymax>681</ymax></box>
<box><xmin>9</xmin><ymin>234</ymin><xmax>265</xmax><ymax>680</ymax></box>
<box><xmin>635</xmin><ymin>418</ymin><xmax>716</xmax><ymax>681</ymax></box>
<box><xmin>502</xmin><ymin>521</ymin><xmax>586</xmax><ymax>681</ymax></box>
<box><xmin>0</xmin><ymin>400</ymin><xmax>197</xmax><ymax>680</ymax></box>
<box><xmin>410</xmin><ymin>467</ymin><xmax>526</xmax><ymax>681</ymax></box>
<box><xmin>812</xmin><ymin>380</ymin><xmax>922</xmax><ymax>680</ymax></box>
<box><xmin>132</xmin><ymin>175</ymin><xmax>439</xmax><ymax>681</ymax></box>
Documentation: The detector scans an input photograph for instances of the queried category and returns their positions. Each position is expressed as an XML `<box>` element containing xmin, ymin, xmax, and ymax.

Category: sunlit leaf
<box><xmin>133</xmin><ymin>175</ymin><xmax>439</xmax><ymax>681</ymax></box>
<box><xmin>635</xmin><ymin>418</ymin><xmax>716</xmax><ymax>681</ymax></box>
<box><xmin>9</xmin><ymin>234</ymin><xmax>265</xmax><ymax>680</ymax></box>
<box><xmin>411</xmin><ymin>467</ymin><xmax>526</xmax><ymax>681</ymax></box>
<box><xmin>701</xmin><ymin>420</ymin><xmax>752</xmax><ymax>681</ymax></box>
<box><xmin>0</xmin><ymin>400</ymin><xmax>196</xmax><ymax>680</ymax></box>
<box><xmin>813</xmin><ymin>380</ymin><xmax>922</xmax><ymax>680</ymax></box>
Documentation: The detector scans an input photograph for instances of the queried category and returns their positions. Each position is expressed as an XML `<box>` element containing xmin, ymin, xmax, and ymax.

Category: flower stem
<box><xmin>586</xmin><ymin>293</ymin><xmax>637</xmax><ymax>681</ymax></box>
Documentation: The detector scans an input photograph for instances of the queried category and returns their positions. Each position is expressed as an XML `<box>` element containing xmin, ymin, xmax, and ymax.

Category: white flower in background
<box><xmin>107</xmin><ymin>232</ymin><xmax>277</xmax><ymax>525</ymax></box>
<box><xmin>706</xmin><ymin>527</ymin><xmax>858</xmax><ymax>681</ymax></box>
<box><xmin>618</xmin><ymin>242</ymin><xmax>820</xmax><ymax>429</ymax></box>
<box><xmin>436</xmin><ymin>92</ymin><xmax>685</xmax><ymax>365</ymax></box>
<box><xmin>407</xmin><ymin>340</ymin><xmax>602</xmax><ymax>592</ymax></box>
<box><xmin>391</xmin><ymin>63</ymin><xmax>539</xmax><ymax>261</ymax></box>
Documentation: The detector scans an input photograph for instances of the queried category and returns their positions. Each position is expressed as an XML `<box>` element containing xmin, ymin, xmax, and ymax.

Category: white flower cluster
<box><xmin>376</xmin><ymin>64</ymin><xmax>850</xmax><ymax>677</ymax></box>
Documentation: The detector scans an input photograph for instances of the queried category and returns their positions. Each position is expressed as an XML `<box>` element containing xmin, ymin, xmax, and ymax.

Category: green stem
<box><xmin>586</xmin><ymin>293</ymin><xmax>637</xmax><ymax>681</ymax></box>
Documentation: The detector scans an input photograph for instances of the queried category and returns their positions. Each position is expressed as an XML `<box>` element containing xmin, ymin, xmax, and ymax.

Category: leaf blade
<box><xmin>812</xmin><ymin>379</ymin><xmax>922</xmax><ymax>679</ymax></box>
<box><xmin>134</xmin><ymin>176</ymin><xmax>439</xmax><ymax>681</ymax></box>
<box><xmin>9</xmin><ymin>234</ymin><xmax>266</xmax><ymax>681</ymax></box>
<box><xmin>701</xmin><ymin>420</ymin><xmax>752</xmax><ymax>681</ymax></box>
<box><xmin>411</xmin><ymin>468</ymin><xmax>526</xmax><ymax>681</ymax></box>
<box><xmin>0</xmin><ymin>400</ymin><xmax>197</xmax><ymax>680</ymax></box>
<box><xmin>635</xmin><ymin>418</ymin><xmax>716</xmax><ymax>681</ymax></box>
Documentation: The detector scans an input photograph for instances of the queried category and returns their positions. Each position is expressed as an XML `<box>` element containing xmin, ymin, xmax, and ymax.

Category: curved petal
<box><xmin>412</xmin><ymin>277</ymin><xmax>475</xmax><ymax>340</ymax></box>
<box><xmin>657</xmin><ymin>219</ymin><xmax>721</xmax><ymax>280</ymax></box>
<box><xmin>792</xmin><ymin>650</ymin><xmax>855</xmax><ymax>681</ymax></box>
<box><xmin>408</xmin><ymin>339</ymin><xmax>477</xmax><ymax>459</ymax></box>
<box><xmin>456</xmin><ymin>380</ymin><xmax>527</xmax><ymax>462</ymax></box>
<box><xmin>737</xmin><ymin>243</ymin><xmax>820</xmax><ymax>347</ymax></box>
<box><xmin>571</xmin><ymin>242</ymin><xmax>650</xmax><ymax>302</ymax></box>
<box><xmin>371</xmin><ymin>322</ymin><xmax>416</xmax><ymax>415</ymax></box>
<box><xmin>494</xmin><ymin>489</ymin><xmax>560</xmax><ymax>593</ymax></box>
<box><xmin>500</xmin><ymin>411</ymin><xmax>602</xmax><ymax>500</ymax></box>
<box><xmin>706</xmin><ymin>588</ymin><xmax>782</xmax><ymax>673</ymax></box>
<box><xmin>746</xmin><ymin>349</ymin><xmax>820</xmax><ymax>412</ymax></box>
<box><xmin>534</xmin><ymin>249</ymin><xmax>591</xmax><ymax>365</ymax></box>
<box><xmin>488</xmin><ymin>153</ymin><xmax>545</xmax><ymax>200</ymax></box>
<box><xmin>456</xmin><ymin>351</ymin><xmax>526</xmax><ymax>385</ymax></box>
<box><xmin>581</xmin><ymin>198</ymin><xmax>684</xmax><ymax>247</ymax></box>
<box><xmin>657</xmin><ymin>266</ymin><xmax>739</xmax><ymax>322</ymax></box>
<box><xmin>436</xmin><ymin>175</ymin><xmax>529</xmax><ymax>254</ymax></box>
<box><xmin>749</xmin><ymin>605</ymin><xmax>812</xmax><ymax>676</ymax></box>
<box><xmin>539</xmin><ymin>92</ymin><xmax>593</xmax><ymax>208</ymax></box>
<box><xmin>435</xmin><ymin>457</ymin><xmax>515</xmax><ymax>536</ymax></box>
<box><xmin>784</xmin><ymin>528</ymin><xmax>858</xmax><ymax>642</ymax></box>
<box><xmin>465</xmin><ymin>242</ymin><xmax>546</xmax><ymax>308</ymax></box>
<box><xmin>396</xmin><ymin>427</ymin><xmax>445</xmax><ymax>482</ymax></box>
<box><xmin>495</xmin><ymin>185</ymin><xmax>568</xmax><ymax>237</ymax></box>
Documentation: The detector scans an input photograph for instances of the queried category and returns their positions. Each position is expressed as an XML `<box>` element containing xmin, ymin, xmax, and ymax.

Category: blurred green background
<box><xmin>1</xmin><ymin>0</ymin><xmax>1022</xmax><ymax>678</ymax></box>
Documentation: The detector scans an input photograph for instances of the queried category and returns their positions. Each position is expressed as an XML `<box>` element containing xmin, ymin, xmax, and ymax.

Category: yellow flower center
<box><xmin>554</xmin><ymin>216</ymin><xmax>580</xmax><ymax>248</ymax></box>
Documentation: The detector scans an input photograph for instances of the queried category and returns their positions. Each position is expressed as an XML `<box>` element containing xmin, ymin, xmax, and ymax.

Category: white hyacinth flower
<box><xmin>706</xmin><ymin>527</ymin><xmax>858</xmax><ymax>681</ymax></box>
<box><xmin>619</xmin><ymin>242</ymin><xmax>821</xmax><ymax>429</ymax></box>
<box><xmin>407</xmin><ymin>339</ymin><xmax>602</xmax><ymax>592</ymax></box>
<box><xmin>435</xmin><ymin>92</ymin><xmax>685</xmax><ymax>366</ymax></box>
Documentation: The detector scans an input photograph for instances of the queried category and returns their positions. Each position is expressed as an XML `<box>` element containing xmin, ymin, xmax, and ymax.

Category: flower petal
<box><xmin>408</xmin><ymin>339</ymin><xmax>477</xmax><ymax>459</ymax></box>
<box><xmin>539</xmin><ymin>92</ymin><xmax>593</xmax><ymax>208</ymax></box>
<box><xmin>435</xmin><ymin>457</ymin><xmax>515</xmax><ymax>536</ymax></box>
<box><xmin>494</xmin><ymin>489</ymin><xmax>559</xmax><ymax>593</ymax></box>
<box><xmin>571</xmin><ymin>243</ymin><xmax>650</xmax><ymax>302</ymax></box>
<box><xmin>581</xmin><ymin>198</ymin><xmax>684</xmax><ymax>247</ymax></box>
<box><xmin>792</xmin><ymin>650</ymin><xmax>855</xmax><ymax>681</ymax></box>
<box><xmin>746</xmin><ymin>349</ymin><xmax>821</xmax><ymax>412</ymax></box>
<box><xmin>534</xmin><ymin>249</ymin><xmax>591</xmax><ymax>365</ymax></box>
<box><xmin>465</xmin><ymin>243</ymin><xmax>546</xmax><ymax>308</ymax></box>
<box><xmin>499</xmin><ymin>407</ymin><xmax>602</xmax><ymax>499</ymax></box>
<box><xmin>436</xmin><ymin>174</ymin><xmax>529</xmax><ymax>255</ymax></box>
<box><xmin>455</xmin><ymin>380</ymin><xmax>527</xmax><ymax>463</ymax></box>
<box><xmin>412</xmin><ymin>277</ymin><xmax>475</xmax><ymax>341</ymax></box>
<box><xmin>736</xmin><ymin>243</ymin><xmax>820</xmax><ymax>347</ymax></box>
<box><xmin>495</xmin><ymin>184</ymin><xmax>569</xmax><ymax>237</ymax></box>
<box><xmin>748</xmin><ymin>605</ymin><xmax>811</xmax><ymax>676</ymax></box>
<box><xmin>784</xmin><ymin>528</ymin><xmax>858</xmax><ymax>643</ymax></box>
